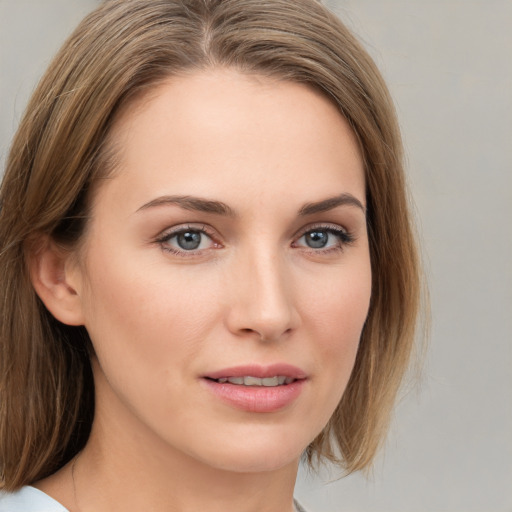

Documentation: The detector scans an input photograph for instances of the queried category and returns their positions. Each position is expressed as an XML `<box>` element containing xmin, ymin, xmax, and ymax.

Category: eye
<box><xmin>293</xmin><ymin>226</ymin><xmax>354</xmax><ymax>252</ymax></box>
<box><xmin>156</xmin><ymin>225</ymin><xmax>219</xmax><ymax>254</ymax></box>
<box><xmin>173</xmin><ymin>230</ymin><xmax>206</xmax><ymax>250</ymax></box>
<box><xmin>302</xmin><ymin>230</ymin><xmax>332</xmax><ymax>249</ymax></box>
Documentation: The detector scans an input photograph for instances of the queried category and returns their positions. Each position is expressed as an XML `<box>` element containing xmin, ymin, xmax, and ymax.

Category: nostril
<box><xmin>236</xmin><ymin>326</ymin><xmax>295</xmax><ymax>343</ymax></box>
<box><xmin>240</xmin><ymin>327</ymin><xmax>272</xmax><ymax>340</ymax></box>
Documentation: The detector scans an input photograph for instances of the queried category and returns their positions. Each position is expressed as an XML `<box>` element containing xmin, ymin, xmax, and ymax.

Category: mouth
<box><xmin>202</xmin><ymin>364</ymin><xmax>307</xmax><ymax>412</ymax></box>
<box><xmin>205</xmin><ymin>375</ymin><xmax>298</xmax><ymax>386</ymax></box>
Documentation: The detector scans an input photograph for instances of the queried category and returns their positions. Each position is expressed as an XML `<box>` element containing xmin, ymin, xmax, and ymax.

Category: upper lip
<box><xmin>204</xmin><ymin>364</ymin><xmax>307</xmax><ymax>380</ymax></box>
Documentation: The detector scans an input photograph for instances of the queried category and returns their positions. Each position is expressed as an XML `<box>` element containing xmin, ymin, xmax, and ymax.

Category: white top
<box><xmin>0</xmin><ymin>486</ymin><xmax>308</xmax><ymax>511</ymax></box>
<box><xmin>0</xmin><ymin>486</ymin><xmax>68</xmax><ymax>511</ymax></box>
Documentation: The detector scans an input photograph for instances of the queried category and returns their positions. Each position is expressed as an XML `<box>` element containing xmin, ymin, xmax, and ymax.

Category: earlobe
<box><xmin>28</xmin><ymin>236</ymin><xmax>86</xmax><ymax>326</ymax></box>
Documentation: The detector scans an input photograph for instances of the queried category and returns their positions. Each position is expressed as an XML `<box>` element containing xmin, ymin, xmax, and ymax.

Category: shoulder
<box><xmin>0</xmin><ymin>486</ymin><xmax>69</xmax><ymax>512</ymax></box>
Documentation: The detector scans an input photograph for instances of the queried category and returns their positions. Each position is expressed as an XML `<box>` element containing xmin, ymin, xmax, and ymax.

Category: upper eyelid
<box><xmin>292</xmin><ymin>222</ymin><xmax>348</xmax><ymax>239</ymax></box>
<box><xmin>156</xmin><ymin>223</ymin><xmax>216</xmax><ymax>239</ymax></box>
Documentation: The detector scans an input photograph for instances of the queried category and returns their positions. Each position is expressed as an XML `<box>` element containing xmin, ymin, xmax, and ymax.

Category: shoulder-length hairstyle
<box><xmin>0</xmin><ymin>0</ymin><xmax>421</xmax><ymax>490</ymax></box>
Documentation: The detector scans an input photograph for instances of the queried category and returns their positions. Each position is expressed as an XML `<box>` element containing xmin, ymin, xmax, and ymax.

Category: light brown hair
<box><xmin>0</xmin><ymin>0</ymin><xmax>422</xmax><ymax>490</ymax></box>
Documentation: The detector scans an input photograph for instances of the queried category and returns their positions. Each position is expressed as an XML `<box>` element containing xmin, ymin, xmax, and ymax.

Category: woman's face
<box><xmin>70</xmin><ymin>69</ymin><xmax>371</xmax><ymax>473</ymax></box>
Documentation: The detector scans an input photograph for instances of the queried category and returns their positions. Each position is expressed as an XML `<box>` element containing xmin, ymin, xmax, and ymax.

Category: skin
<box><xmin>34</xmin><ymin>69</ymin><xmax>371</xmax><ymax>512</ymax></box>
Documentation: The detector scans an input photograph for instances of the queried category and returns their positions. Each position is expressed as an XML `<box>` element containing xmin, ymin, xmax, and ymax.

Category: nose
<box><xmin>225</xmin><ymin>249</ymin><xmax>300</xmax><ymax>342</ymax></box>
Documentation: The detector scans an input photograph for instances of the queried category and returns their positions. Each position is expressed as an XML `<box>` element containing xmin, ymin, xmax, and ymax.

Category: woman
<box><xmin>0</xmin><ymin>0</ymin><xmax>421</xmax><ymax>510</ymax></box>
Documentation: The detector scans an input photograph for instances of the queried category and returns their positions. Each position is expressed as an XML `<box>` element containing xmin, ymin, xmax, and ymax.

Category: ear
<box><xmin>28</xmin><ymin>236</ymin><xmax>86</xmax><ymax>326</ymax></box>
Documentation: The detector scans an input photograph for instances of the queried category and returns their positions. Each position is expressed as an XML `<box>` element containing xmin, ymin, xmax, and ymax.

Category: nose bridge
<box><xmin>227</xmin><ymin>243</ymin><xmax>298</xmax><ymax>341</ymax></box>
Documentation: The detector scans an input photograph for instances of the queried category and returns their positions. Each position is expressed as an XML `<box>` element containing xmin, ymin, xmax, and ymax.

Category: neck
<box><xmin>77</xmin><ymin>428</ymin><xmax>298</xmax><ymax>512</ymax></box>
<box><xmin>36</xmin><ymin>418</ymin><xmax>299</xmax><ymax>512</ymax></box>
<box><xmin>72</xmin><ymin>421</ymin><xmax>299</xmax><ymax>512</ymax></box>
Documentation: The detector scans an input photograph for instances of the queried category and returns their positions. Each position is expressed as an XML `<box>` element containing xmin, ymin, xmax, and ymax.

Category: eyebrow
<box><xmin>298</xmin><ymin>193</ymin><xmax>366</xmax><ymax>216</ymax></box>
<box><xmin>136</xmin><ymin>195</ymin><xmax>236</xmax><ymax>216</ymax></box>
<box><xmin>136</xmin><ymin>192</ymin><xmax>365</xmax><ymax>217</ymax></box>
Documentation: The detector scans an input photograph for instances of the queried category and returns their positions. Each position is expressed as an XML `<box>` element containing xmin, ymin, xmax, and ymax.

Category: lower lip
<box><xmin>202</xmin><ymin>379</ymin><xmax>306</xmax><ymax>413</ymax></box>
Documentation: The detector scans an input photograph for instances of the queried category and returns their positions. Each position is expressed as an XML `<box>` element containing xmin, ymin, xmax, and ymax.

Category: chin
<box><xmin>183</xmin><ymin>425</ymin><xmax>312</xmax><ymax>474</ymax></box>
<box><xmin>205</xmin><ymin>448</ymin><xmax>302</xmax><ymax>474</ymax></box>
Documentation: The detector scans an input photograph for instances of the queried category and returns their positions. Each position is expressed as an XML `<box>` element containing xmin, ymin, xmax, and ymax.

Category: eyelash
<box><xmin>154</xmin><ymin>223</ymin><xmax>356</xmax><ymax>257</ymax></box>
<box><xmin>155</xmin><ymin>224</ymin><xmax>219</xmax><ymax>257</ymax></box>
<box><xmin>291</xmin><ymin>224</ymin><xmax>356</xmax><ymax>256</ymax></box>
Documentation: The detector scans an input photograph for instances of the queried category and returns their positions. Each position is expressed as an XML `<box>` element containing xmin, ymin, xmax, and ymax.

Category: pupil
<box><xmin>306</xmin><ymin>230</ymin><xmax>328</xmax><ymax>248</ymax></box>
<box><xmin>177</xmin><ymin>231</ymin><xmax>201</xmax><ymax>250</ymax></box>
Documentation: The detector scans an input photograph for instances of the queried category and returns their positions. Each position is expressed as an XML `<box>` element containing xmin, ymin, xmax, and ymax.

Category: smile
<box><xmin>210</xmin><ymin>376</ymin><xmax>296</xmax><ymax>386</ymax></box>
<box><xmin>202</xmin><ymin>364</ymin><xmax>307</xmax><ymax>412</ymax></box>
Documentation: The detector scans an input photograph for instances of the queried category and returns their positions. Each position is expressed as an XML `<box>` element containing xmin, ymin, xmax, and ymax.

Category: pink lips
<box><xmin>202</xmin><ymin>364</ymin><xmax>307</xmax><ymax>413</ymax></box>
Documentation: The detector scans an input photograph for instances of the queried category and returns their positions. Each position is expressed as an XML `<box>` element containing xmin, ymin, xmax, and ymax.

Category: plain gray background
<box><xmin>1</xmin><ymin>1</ymin><xmax>511</xmax><ymax>511</ymax></box>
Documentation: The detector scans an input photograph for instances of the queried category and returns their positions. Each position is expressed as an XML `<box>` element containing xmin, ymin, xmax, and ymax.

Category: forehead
<box><xmin>94</xmin><ymin>69</ymin><xmax>365</xmax><ymax>214</ymax></box>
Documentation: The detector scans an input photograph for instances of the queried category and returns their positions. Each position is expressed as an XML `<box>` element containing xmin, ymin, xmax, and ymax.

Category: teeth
<box><xmin>262</xmin><ymin>377</ymin><xmax>278</xmax><ymax>386</ymax></box>
<box><xmin>243</xmin><ymin>376</ymin><xmax>262</xmax><ymax>386</ymax></box>
<box><xmin>218</xmin><ymin>376</ymin><xmax>295</xmax><ymax>387</ymax></box>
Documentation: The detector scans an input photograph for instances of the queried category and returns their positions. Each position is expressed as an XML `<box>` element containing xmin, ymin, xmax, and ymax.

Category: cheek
<box><xmin>306</xmin><ymin>263</ymin><xmax>371</xmax><ymax>340</ymax></box>
<box><xmin>79</xmin><ymin>257</ymin><xmax>219</xmax><ymax>426</ymax></box>
<box><xmin>78</xmin><ymin>248</ymin><xmax>239</xmax><ymax>426</ymax></box>
<box><xmin>83</xmin><ymin>226</ymin><xmax>216</xmax><ymax>319</ymax></box>
<box><xmin>78</xmin><ymin>250</ymin><xmax>213</xmax><ymax>370</ymax></box>
<box><xmin>303</xmin><ymin>262</ymin><xmax>371</xmax><ymax>389</ymax></box>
